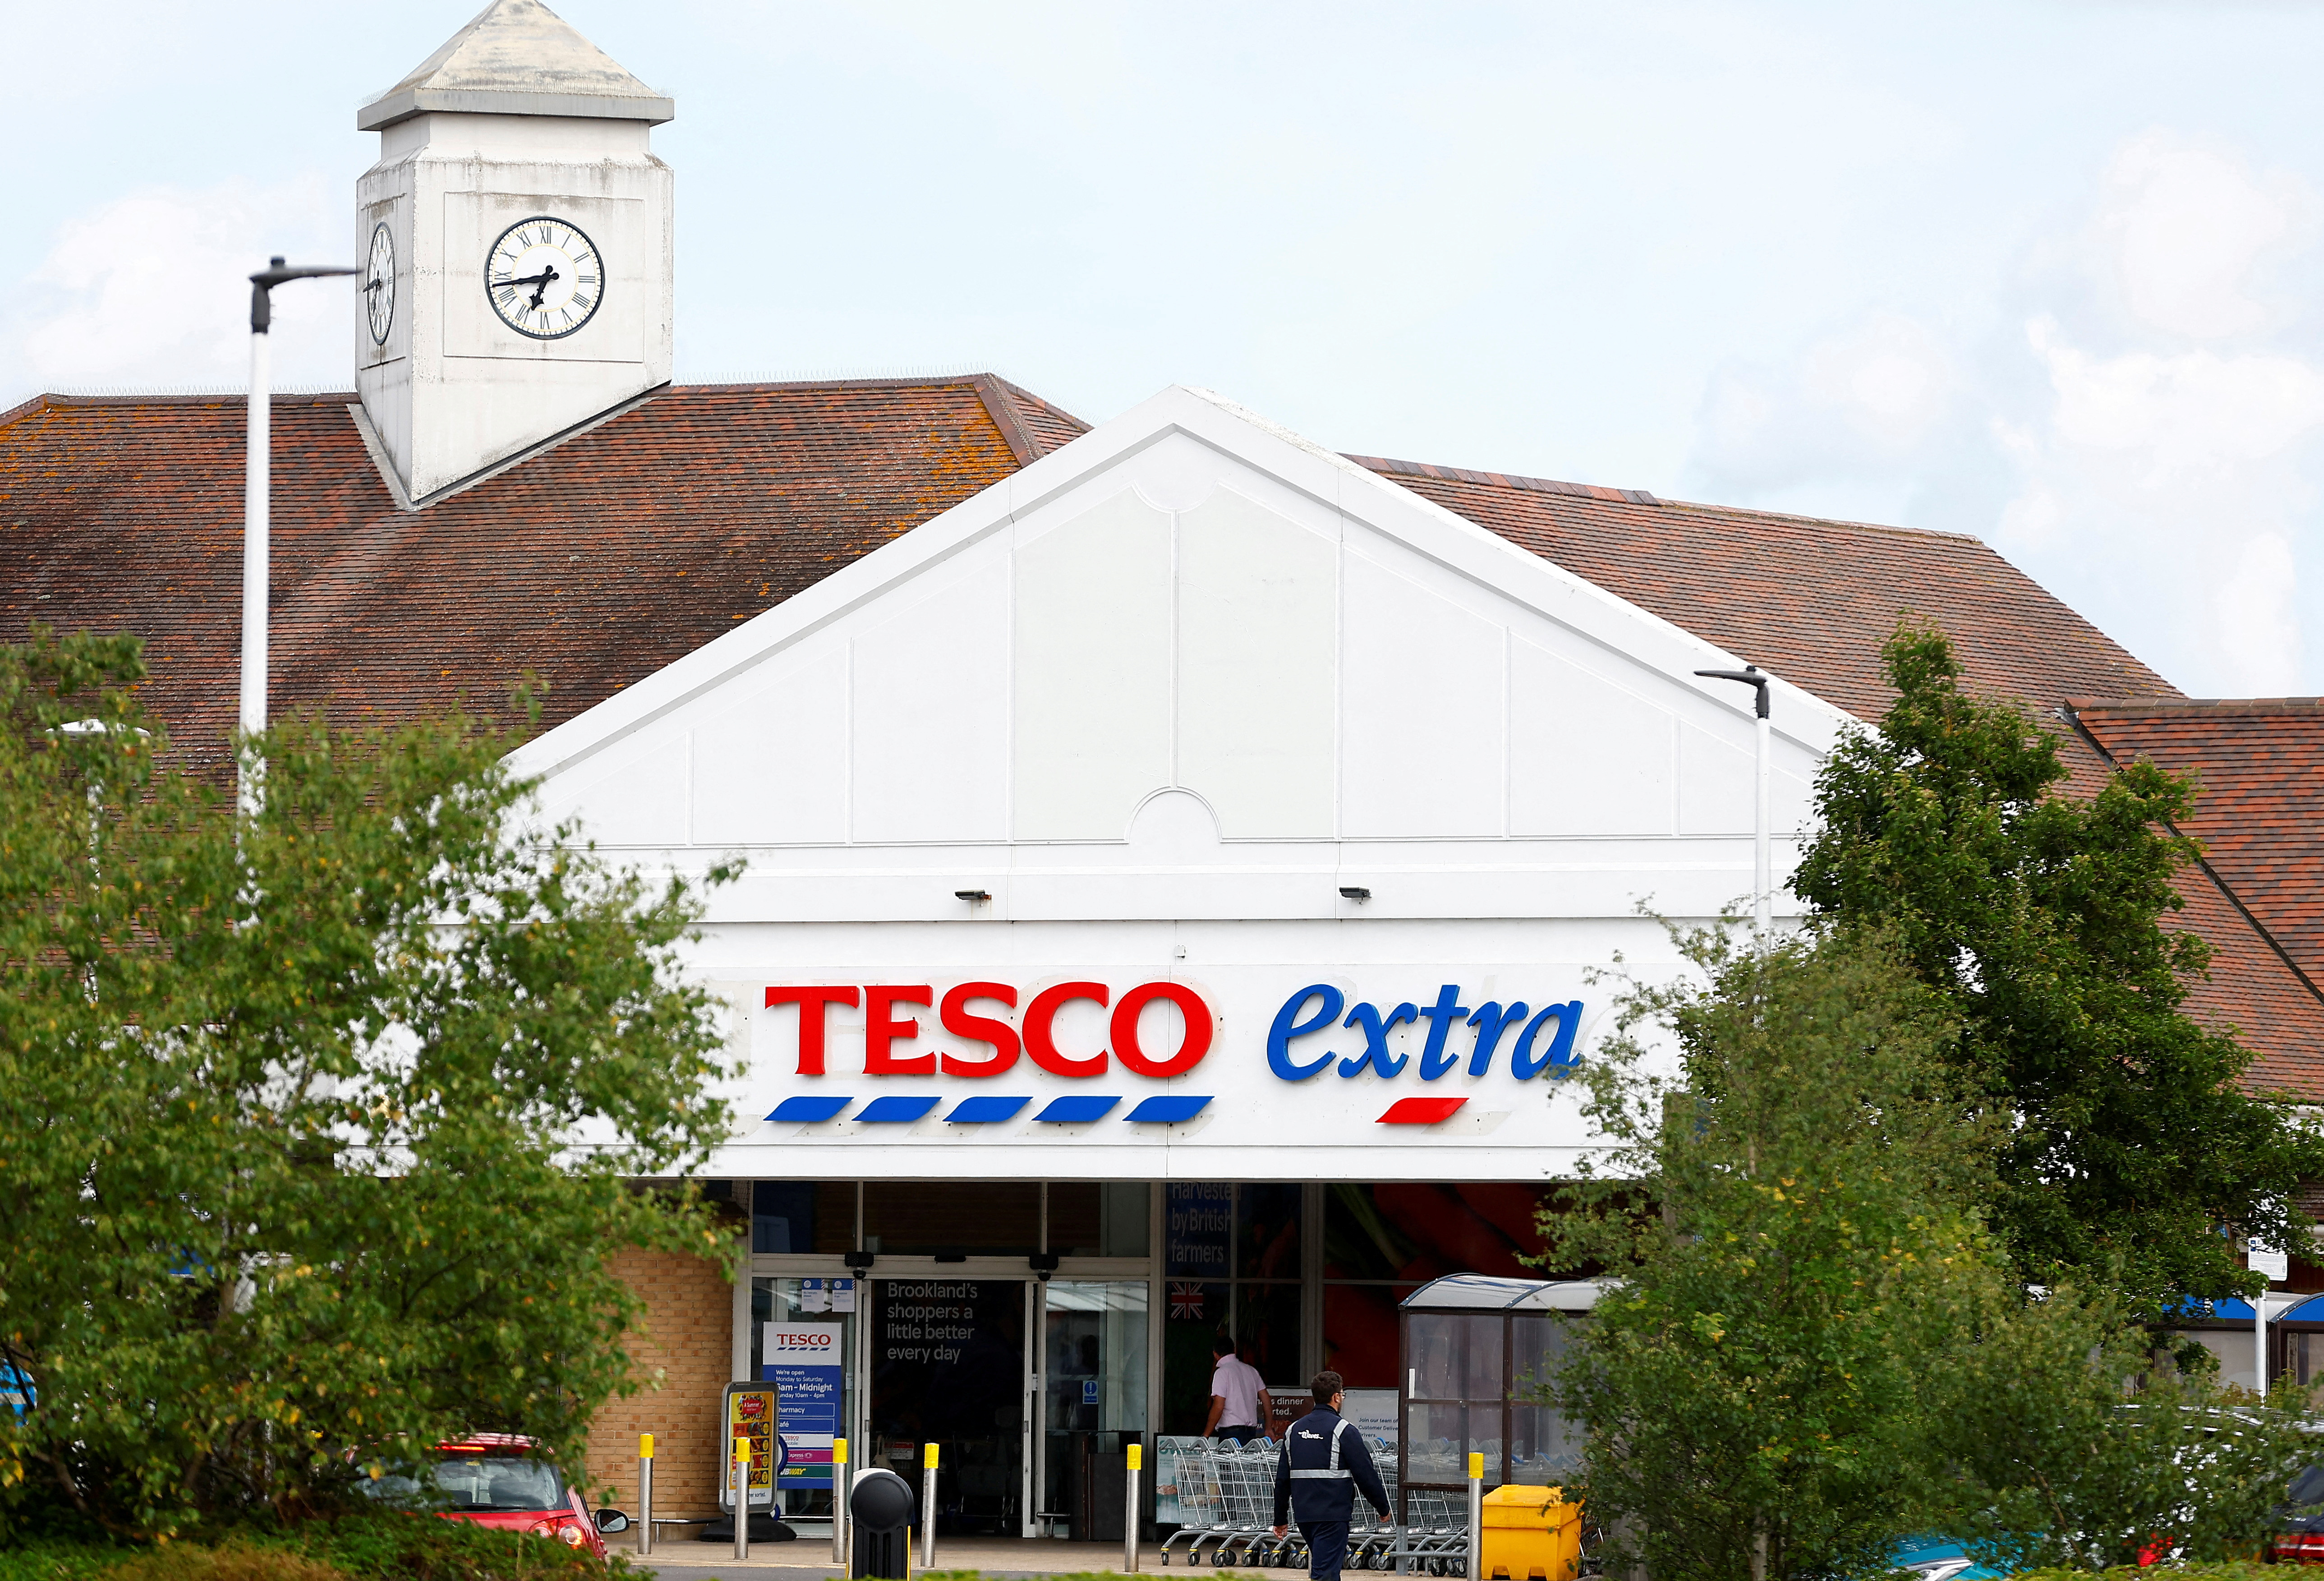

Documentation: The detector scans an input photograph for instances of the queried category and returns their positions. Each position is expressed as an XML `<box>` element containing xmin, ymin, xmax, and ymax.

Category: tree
<box><xmin>0</xmin><ymin>628</ymin><xmax>738</xmax><ymax>1537</ymax></box>
<box><xmin>1925</xmin><ymin>1284</ymin><xmax>2319</xmax><ymax>1572</ymax></box>
<box><xmin>1791</xmin><ymin>622</ymin><xmax>2324</xmax><ymax>1311</ymax></box>
<box><xmin>1544</xmin><ymin>924</ymin><xmax>2004</xmax><ymax>1581</ymax></box>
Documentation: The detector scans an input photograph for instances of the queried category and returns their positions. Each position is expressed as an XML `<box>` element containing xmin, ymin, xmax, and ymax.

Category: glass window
<box><xmin>1410</xmin><ymin>1312</ymin><xmax>1500</xmax><ymax>1401</ymax></box>
<box><xmin>1102</xmin><ymin>1183</ymin><xmax>1152</xmax><ymax>1257</ymax></box>
<box><xmin>1325</xmin><ymin>1185</ymin><xmax>1420</xmax><ymax>1281</ymax></box>
<box><xmin>429</xmin><ymin>1454</ymin><xmax>566</xmax><ymax>1512</ymax></box>
<box><xmin>1042</xmin><ymin>1278</ymin><xmax>1151</xmax><ymax>1525</ymax></box>
<box><xmin>863</xmin><ymin>1181</ymin><xmax>1040</xmax><ymax>1255</ymax></box>
<box><xmin>1322</xmin><ymin>1284</ymin><xmax>1414</xmax><ymax>1388</ymax></box>
<box><xmin>1047</xmin><ymin>1183</ymin><xmax>1102</xmax><ymax>1254</ymax></box>
<box><xmin>1403</xmin><ymin>1400</ymin><xmax>1467</xmax><ymax>1486</ymax></box>
<box><xmin>1233</xmin><ymin>1283</ymin><xmax>1302</xmax><ymax>1387</ymax></box>
<box><xmin>1464</xmin><ymin>1314</ymin><xmax>1505</xmax><ymax>1401</ymax></box>
<box><xmin>1508</xmin><ymin>1402</ymin><xmax>1583</xmax><ymax>1486</ymax></box>
<box><xmin>1165</xmin><ymin>1184</ymin><xmax>1234</xmax><ymax>1278</ymax></box>
<box><xmin>1163</xmin><ymin>1279</ymin><xmax>1230</xmax><ymax>1433</ymax></box>
<box><xmin>1045</xmin><ymin>1280</ymin><xmax>1149</xmax><ymax>1431</ymax></box>
<box><xmin>1510</xmin><ymin>1314</ymin><xmax>1569</xmax><ymax>1400</ymax></box>
<box><xmin>753</xmin><ymin>1181</ymin><xmax>817</xmax><ymax>1254</ymax></box>
<box><xmin>1237</xmin><ymin>1185</ymin><xmax>1302</xmax><ymax>1280</ymax></box>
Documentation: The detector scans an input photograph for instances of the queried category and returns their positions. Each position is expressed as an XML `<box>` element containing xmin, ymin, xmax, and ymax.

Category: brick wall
<box><xmin>584</xmin><ymin>1245</ymin><xmax>736</xmax><ymax>1519</ymax></box>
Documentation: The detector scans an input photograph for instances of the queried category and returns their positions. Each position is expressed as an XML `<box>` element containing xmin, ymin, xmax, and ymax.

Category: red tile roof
<box><xmin>2073</xmin><ymin>699</ymin><xmax>2324</xmax><ymax>1046</ymax></box>
<box><xmin>6</xmin><ymin>381</ymin><xmax>2321</xmax><ymax>1092</ymax></box>
<box><xmin>1352</xmin><ymin>456</ymin><xmax>2177</xmax><ymax>730</ymax></box>
<box><xmin>0</xmin><ymin>378</ymin><xmax>1051</xmax><ymax>767</ymax></box>
<box><xmin>1356</xmin><ymin>456</ymin><xmax>2324</xmax><ymax>1093</ymax></box>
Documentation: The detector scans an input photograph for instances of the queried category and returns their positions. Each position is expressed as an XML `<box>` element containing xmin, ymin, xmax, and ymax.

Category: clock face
<box><xmin>485</xmin><ymin>215</ymin><xmax>603</xmax><ymax>340</ymax></box>
<box><xmin>364</xmin><ymin>221</ymin><xmax>396</xmax><ymax>346</ymax></box>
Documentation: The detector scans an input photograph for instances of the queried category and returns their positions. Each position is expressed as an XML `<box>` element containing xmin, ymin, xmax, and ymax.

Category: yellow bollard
<box><xmin>1125</xmin><ymin>1443</ymin><xmax>1144</xmax><ymax>1572</ymax></box>
<box><xmin>735</xmin><ymin>1436</ymin><xmax>754</xmax><ymax>1562</ymax></box>
<box><xmin>638</xmin><ymin>1434</ymin><xmax>655</xmax><ymax>1556</ymax></box>
<box><xmin>834</xmin><ymin>1436</ymin><xmax>850</xmax><ymax>1572</ymax></box>
<box><xmin>921</xmin><ymin>1442</ymin><xmax>939</xmax><ymax>1572</ymax></box>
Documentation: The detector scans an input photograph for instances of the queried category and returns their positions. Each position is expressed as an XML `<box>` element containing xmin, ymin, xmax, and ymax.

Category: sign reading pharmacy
<box><xmin>746</xmin><ymin>971</ymin><xmax>1593</xmax><ymax>1145</ymax></box>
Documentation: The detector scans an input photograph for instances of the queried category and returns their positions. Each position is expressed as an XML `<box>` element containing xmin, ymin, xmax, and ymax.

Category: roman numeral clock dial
<box><xmin>365</xmin><ymin>221</ymin><xmax>395</xmax><ymax>345</ymax></box>
<box><xmin>484</xmin><ymin>216</ymin><xmax>604</xmax><ymax>340</ymax></box>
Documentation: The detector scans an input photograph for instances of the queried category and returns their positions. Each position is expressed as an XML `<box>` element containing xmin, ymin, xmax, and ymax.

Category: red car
<box><xmin>387</xmin><ymin>1433</ymin><xmax>613</xmax><ymax>1557</ymax></box>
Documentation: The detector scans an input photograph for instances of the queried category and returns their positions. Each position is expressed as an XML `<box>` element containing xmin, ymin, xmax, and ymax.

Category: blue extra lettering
<box><xmin>1414</xmin><ymin>984</ymin><xmax>1473</xmax><ymax>1079</ymax></box>
<box><xmin>1340</xmin><ymin>1000</ymin><xmax>1418</xmax><ymax>1078</ymax></box>
<box><xmin>1267</xmin><ymin>985</ymin><xmax>1345</xmax><ymax>1080</ymax></box>
<box><xmin>1511</xmin><ymin>1000</ymin><xmax>1585</xmax><ymax>1079</ymax></box>
<box><xmin>1465</xmin><ymin>1001</ymin><xmax>1531</xmax><ymax>1075</ymax></box>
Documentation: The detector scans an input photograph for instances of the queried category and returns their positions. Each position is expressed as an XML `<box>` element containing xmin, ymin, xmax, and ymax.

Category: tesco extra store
<box><xmin>532</xmin><ymin>387</ymin><xmax>1841</xmax><ymax>1538</ymax></box>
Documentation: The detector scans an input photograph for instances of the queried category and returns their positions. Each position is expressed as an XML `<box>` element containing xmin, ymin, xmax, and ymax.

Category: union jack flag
<box><xmin>1169</xmin><ymin>1282</ymin><xmax>1207</xmax><ymax>1321</ymax></box>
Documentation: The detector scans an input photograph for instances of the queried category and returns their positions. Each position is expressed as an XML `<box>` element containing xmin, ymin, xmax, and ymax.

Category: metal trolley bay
<box><xmin>1156</xmin><ymin>1438</ymin><xmax>1444</xmax><ymax>1573</ymax></box>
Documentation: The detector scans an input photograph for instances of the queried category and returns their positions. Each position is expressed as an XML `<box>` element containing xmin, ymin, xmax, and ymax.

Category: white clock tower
<box><xmin>354</xmin><ymin>0</ymin><xmax>674</xmax><ymax>503</ymax></box>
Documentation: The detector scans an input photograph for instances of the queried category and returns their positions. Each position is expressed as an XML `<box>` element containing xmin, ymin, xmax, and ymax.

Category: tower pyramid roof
<box><xmin>359</xmin><ymin>0</ymin><xmax>673</xmax><ymax>130</ymax></box>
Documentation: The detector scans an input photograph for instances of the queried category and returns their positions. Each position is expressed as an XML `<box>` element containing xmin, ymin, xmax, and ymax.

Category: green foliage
<box><xmin>2004</xmin><ymin>1569</ymin><xmax>2278</xmax><ymax>1581</ymax></box>
<box><xmin>1792</xmin><ymin>621</ymin><xmax>2324</xmax><ymax>1309</ymax></box>
<box><xmin>1541</xmin><ymin>919</ymin><xmax>2315</xmax><ymax>1576</ymax></box>
<box><xmin>1922</xmin><ymin>1283</ymin><xmax>2317</xmax><ymax>1572</ymax></box>
<box><xmin>0</xmin><ymin>1514</ymin><xmax>646</xmax><ymax>1581</ymax></box>
<box><xmin>1543</xmin><ymin>922</ymin><xmax>2007</xmax><ymax>1581</ymax></box>
<box><xmin>0</xmin><ymin>629</ymin><xmax>739</xmax><ymax>1537</ymax></box>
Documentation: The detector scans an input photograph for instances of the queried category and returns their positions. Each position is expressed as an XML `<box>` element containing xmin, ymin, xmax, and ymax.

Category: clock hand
<box><xmin>526</xmin><ymin>264</ymin><xmax>561</xmax><ymax>309</ymax></box>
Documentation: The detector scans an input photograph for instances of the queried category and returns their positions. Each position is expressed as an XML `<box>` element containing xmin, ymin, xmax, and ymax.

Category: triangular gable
<box><xmin>513</xmin><ymin>386</ymin><xmax>1849</xmax><ymax>891</ymax></box>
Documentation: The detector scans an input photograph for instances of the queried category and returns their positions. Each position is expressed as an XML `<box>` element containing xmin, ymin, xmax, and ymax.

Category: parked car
<box><xmin>364</xmin><ymin>1433</ymin><xmax>626</xmax><ymax>1556</ymax></box>
<box><xmin>1886</xmin><ymin>1537</ymin><xmax>2004</xmax><ymax>1579</ymax></box>
<box><xmin>2273</xmin><ymin>1459</ymin><xmax>2324</xmax><ymax>1563</ymax></box>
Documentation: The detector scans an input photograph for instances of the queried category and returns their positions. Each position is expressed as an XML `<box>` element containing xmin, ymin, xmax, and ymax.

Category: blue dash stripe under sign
<box><xmin>945</xmin><ymin>1096</ymin><xmax>1032</xmax><ymax>1124</ymax></box>
<box><xmin>768</xmin><ymin>1095</ymin><xmax>851</xmax><ymax>1124</ymax></box>
<box><xmin>856</xmin><ymin>1095</ymin><xmax>942</xmax><ymax>1124</ymax></box>
<box><xmin>1032</xmin><ymin>1095</ymin><xmax>1120</xmax><ymax>1123</ymax></box>
<box><xmin>1123</xmin><ymin>1095</ymin><xmax>1212</xmax><ymax>1123</ymax></box>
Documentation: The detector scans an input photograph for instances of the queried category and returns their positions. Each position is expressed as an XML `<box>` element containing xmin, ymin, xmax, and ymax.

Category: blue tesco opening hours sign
<box><xmin>763</xmin><ymin>1323</ymin><xmax>843</xmax><ymax>1490</ymax></box>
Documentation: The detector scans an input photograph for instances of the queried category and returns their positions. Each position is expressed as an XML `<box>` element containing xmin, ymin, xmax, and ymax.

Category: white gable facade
<box><xmin>515</xmin><ymin>386</ymin><xmax>1844</xmax><ymax>1185</ymax></box>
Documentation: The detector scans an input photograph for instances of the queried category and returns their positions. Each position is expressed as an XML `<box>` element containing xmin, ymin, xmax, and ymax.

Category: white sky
<box><xmin>8</xmin><ymin>0</ymin><xmax>2324</xmax><ymax>699</ymax></box>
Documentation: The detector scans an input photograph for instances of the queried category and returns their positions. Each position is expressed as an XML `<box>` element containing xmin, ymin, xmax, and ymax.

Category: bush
<box><xmin>0</xmin><ymin>1514</ymin><xmax>643</xmax><ymax>1581</ymax></box>
<box><xmin>0</xmin><ymin>630</ymin><xmax>737</xmax><ymax>1533</ymax></box>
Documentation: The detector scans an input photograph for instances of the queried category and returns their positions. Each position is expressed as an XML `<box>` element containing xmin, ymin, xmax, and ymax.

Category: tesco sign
<box><xmin>761</xmin><ymin>981</ymin><xmax>1583</xmax><ymax>1084</ymax></box>
<box><xmin>764</xmin><ymin>982</ymin><xmax>1213</xmax><ymax>1079</ymax></box>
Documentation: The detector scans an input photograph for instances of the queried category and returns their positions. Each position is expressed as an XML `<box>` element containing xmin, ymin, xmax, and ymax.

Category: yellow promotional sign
<box><xmin>724</xmin><ymin>1383</ymin><xmax>779</xmax><ymax>1509</ymax></box>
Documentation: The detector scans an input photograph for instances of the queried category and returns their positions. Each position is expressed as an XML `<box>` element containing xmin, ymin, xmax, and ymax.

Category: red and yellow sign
<box><xmin>725</xmin><ymin>1385</ymin><xmax>778</xmax><ymax>1508</ymax></box>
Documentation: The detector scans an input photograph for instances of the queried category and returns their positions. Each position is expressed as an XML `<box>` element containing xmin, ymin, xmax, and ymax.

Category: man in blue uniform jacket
<box><xmin>1271</xmin><ymin>1369</ymin><xmax>1390</xmax><ymax>1581</ymax></box>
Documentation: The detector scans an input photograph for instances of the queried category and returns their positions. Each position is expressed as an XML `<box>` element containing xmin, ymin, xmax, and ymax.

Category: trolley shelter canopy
<box><xmin>1397</xmin><ymin>1277</ymin><xmax>1601</xmax><ymax>1498</ymax></box>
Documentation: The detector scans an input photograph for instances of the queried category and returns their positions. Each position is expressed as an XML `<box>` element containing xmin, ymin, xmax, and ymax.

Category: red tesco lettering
<box><xmin>762</xmin><ymin>980</ymin><xmax>1215</xmax><ymax>1079</ymax></box>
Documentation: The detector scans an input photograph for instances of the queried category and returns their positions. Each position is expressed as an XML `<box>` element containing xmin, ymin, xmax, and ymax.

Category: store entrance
<box><xmin>869</xmin><ymin>1278</ymin><xmax>1027</xmax><ymax>1536</ymax></box>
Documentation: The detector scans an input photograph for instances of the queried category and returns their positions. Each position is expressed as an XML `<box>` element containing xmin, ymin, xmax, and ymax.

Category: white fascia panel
<box><xmin>514</xmin><ymin>384</ymin><xmax>1851</xmax><ymax>789</ymax></box>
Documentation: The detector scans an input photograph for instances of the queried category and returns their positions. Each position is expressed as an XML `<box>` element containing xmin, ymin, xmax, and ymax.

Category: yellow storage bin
<box><xmin>1478</xmin><ymin>1484</ymin><xmax>1583</xmax><ymax>1581</ymax></box>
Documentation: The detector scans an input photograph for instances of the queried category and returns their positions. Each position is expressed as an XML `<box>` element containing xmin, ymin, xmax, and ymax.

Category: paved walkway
<box><xmin>622</xmin><ymin>1533</ymin><xmax>1260</xmax><ymax>1579</ymax></box>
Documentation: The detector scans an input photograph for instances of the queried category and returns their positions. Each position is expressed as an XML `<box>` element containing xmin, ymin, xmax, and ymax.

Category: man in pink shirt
<box><xmin>1204</xmin><ymin>1333</ymin><xmax>1273</xmax><ymax>1444</ymax></box>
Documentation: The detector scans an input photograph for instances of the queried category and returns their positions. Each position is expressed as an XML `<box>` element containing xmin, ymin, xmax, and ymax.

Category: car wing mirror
<box><xmin>593</xmin><ymin>1508</ymin><xmax>631</xmax><ymax>1533</ymax></box>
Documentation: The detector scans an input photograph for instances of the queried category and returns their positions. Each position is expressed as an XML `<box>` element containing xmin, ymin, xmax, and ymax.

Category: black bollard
<box><xmin>850</xmin><ymin>1466</ymin><xmax>916</xmax><ymax>1581</ymax></box>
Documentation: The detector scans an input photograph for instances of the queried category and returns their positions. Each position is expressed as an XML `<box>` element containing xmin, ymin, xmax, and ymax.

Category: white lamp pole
<box><xmin>1694</xmin><ymin>663</ymin><xmax>1773</xmax><ymax>943</ymax></box>
<box><xmin>240</xmin><ymin>256</ymin><xmax>357</xmax><ymax>814</ymax></box>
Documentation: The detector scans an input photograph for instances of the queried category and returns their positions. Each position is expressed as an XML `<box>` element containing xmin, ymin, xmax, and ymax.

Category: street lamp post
<box><xmin>1693</xmin><ymin>662</ymin><xmax>1772</xmax><ymax>943</ymax></box>
<box><xmin>241</xmin><ymin>256</ymin><xmax>357</xmax><ymax>813</ymax></box>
